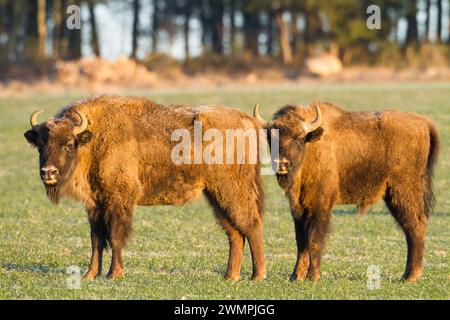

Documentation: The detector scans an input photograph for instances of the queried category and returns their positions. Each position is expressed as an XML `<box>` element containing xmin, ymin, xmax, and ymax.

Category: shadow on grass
<box><xmin>332</xmin><ymin>207</ymin><xmax>392</xmax><ymax>216</ymax></box>
<box><xmin>2</xmin><ymin>262</ymin><xmax>66</xmax><ymax>274</ymax></box>
<box><xmin>333</xmin><ymin>208</ymin><xmax>449</xmax><ymax>217</ymax></box>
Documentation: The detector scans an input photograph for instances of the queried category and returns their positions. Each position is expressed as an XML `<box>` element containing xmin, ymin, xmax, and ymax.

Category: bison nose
<box><xmin>281</xmin><ymin>159</ymin><xmax>290</xmax><ymax>167</ymax></box>
<box><xmin>274</xmin><ymin>158</ymin><xmax>290</xmax><ymax>175</ymax></box>
<box><xmin>41</xmin><ymin>165</ymin><xmax>59</xmax><ymax>185</ymax></box>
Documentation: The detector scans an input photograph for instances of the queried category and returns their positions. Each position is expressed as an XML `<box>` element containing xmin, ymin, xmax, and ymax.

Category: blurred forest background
<box><xmin>0</xmin><ymin>0</ymin><xmax>449</xmax><ymax>88</ymax></box>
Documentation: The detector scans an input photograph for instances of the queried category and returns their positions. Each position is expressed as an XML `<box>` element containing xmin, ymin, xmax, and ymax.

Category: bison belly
<box><xmin>339</xmin><ymin>166</ymin><xmax>387</xmax><ymax>212</ymax></box>
<box><xmin>336</xmin><ymin>153</ymin><xmax>388</xmax><ymax>213</ymax></box>
<box><xmin>137</xmin><ymin>164</ymin><xmax>205</xmax><ymax>206</ymax></box>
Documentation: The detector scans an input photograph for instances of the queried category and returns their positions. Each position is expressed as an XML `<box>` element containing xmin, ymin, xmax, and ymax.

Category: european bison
<box><xmin>24</xmin><ymin>96</ymin><xmax>266</xmax><ymax>280</ymax></box>
<box><xmin>254</xmin><ymin>102</ymin><xmax>439</xmax><ymax>282</ymax></box>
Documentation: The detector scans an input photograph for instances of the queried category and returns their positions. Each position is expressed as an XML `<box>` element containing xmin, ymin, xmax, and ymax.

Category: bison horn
<box><xmin>72</xmin><ymin>111</ymin><xmax>88</xmax><ymax>135</ymax></box>
<box><xmin>300</xmin><ymin>105</ymin><xmax>322</xmax><ymax>133</ymax></box>
<box><xmin>253</xmin><ymin>104</ymin><xmax>268</xmax><ymax>127</ymax></box>
<box><xmin>30</xmin><ymin>110</ymin><xmax>45</xmax><ymax>129</ymax></box>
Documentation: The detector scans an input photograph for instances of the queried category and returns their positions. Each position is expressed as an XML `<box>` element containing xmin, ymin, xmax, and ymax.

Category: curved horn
<box><xmin>30</xmin><ymin>110</ymin><xmax>44</xmax><ymax>129</ymax></box>
<box><xmin>300</xmin><ymin>105</ymin><xmax>322</xmax><ymax>133</ymax></box>
<box><xmin>72</xmin><ymin>111</ymin><xmax>88</xmax><ymax>135</ymax></box>
<box><xmin>253</xmin><ymin>104</ymin><xmax>268</xmax><ymax>127</ymax></box>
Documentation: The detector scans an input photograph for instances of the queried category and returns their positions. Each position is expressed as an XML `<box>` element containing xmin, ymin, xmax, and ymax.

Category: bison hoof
<box><xmin>83</xmin><ymin>271</ymin><xmax>100</xmax><ymax>280</ymax></box>
<box><xmin>224</xmin><ymin>274</ymin><xmax>240</xmax><ymax>281</ymax></box>
<box><xmin>306</xmin><ymin>272</ymin><xmax>321</xmax><ymax>282</ymax></box>
<box><xmin>402</xmin><ymin>272</ymin><xmax>422</xmax><ymax>283</ymax></box>
<box><xmin>106</xmin><ymin>269</ymin><xmax>124</xmax><ymax>280</ymax></box>
<box><xmin>251</xmin><ymin>273</ymin><xmax>266</xmax><ymax>282</ymax></box>
<box><xmin>289</xmin><ymin>273</ymin><xmax>306</xmax><ymax>282</ymax></box>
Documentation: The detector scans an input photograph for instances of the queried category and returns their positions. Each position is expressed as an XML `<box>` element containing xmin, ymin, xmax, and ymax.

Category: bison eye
<box><xmin>65</xmin><ymin>142</ymin><xmax>74</xmax><ymax>151</ymax></box>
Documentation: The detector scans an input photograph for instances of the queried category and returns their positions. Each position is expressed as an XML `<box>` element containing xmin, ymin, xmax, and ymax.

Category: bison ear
<box><xmin>76</xmin><ymin>130</ymin><xmax>93</xmax><ymax>146</ymax></box>
<box><xmin>305</xmin><ymin>127</ymin><xmax>324</xmax><ymax>143</ymax></box>
<box><xmin>24</xmin><ymin>130</ymin><xmax>38</xmax><ymax>146</ymax></box>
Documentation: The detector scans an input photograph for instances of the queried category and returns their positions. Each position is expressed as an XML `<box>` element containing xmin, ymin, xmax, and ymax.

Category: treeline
<box><xmin>0</xmin><ymin>0</ymin><xmax>449</xmax><ymax>69</ymax></box>
<box><xmin>0</xmin><ymin>0</ymin><xmax>83</xmax><ymax>65</ymax></box>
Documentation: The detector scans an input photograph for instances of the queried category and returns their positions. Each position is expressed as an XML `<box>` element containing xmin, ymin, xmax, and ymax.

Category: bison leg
<box><xmin>84</xmin><ymin>211</ymin><xmax>107</xmax><ymax>280</ymax></box>
<box><xmin>291</xmin><ymin>206</ymin><xmax>331</xmax><ymax>282</ymax></box>
<box><xmin>205</xmin><ymin>188</ymin><xmax>266</xmax><ymax>281</ymax></box>
<box><xmin>403</xmin><ymin>229</ymin><xmax>426</xmax><ymax>282</ymax></box>
<box><xmin>217</xmin><ymin>217</ymin><xmax>245</xmax><ymax>280</ymax></box>
<box><xmin>243</xmin><ymin>217</ymin><xmax>266</xmax><ymax>281</ymax></box>
<box><xmin>206</xmin><ymin>192</ymin><xmax>248</xmax><ymax>280</ymax></box>
<box><xmin>306</xmin><ymin>212</ymin><xmax>331</xmax><ymax>282</ymax></box>
<box><xmin>290</xmin><ymin>216</ymin><xmax>309</xmax><ymax>281</ymax></box>
<box><xmin>105</xmin><ymin>205</ymin><xmax>133</xmax><ymax>280</ymax></box>
<box><xmin>384</xmin><ymin>189</ymin><xmax>427</xmax><ymax>282</ymax></box>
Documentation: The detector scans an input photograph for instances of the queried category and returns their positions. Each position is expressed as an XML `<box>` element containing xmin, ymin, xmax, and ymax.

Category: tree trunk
<box><xmin>210</xmin><ymin>0</ymin><xmax>224</xmax><ymax>54</ymax></box>
<box><xmin>130</xmin><ymin>0</ymin><xmax>140</xmax><ymax>59</ymax></box>
<box><xmin>4</xmin><ymin>1</ymin><xmax>22</xmax><ymax>63</ymax></box>
<box><xmin>405</xmin><ymin>1</ymin><xmax>418</xmax><ymax>45</ymax></box>
<box><xmin>424</xmin><ymin>0</ymin><xmax>430</xmax><ymax>42</ymax></box>
<box><xmin>0</xmin><ymin>0</ymin><xmax>5</xmax><ymax>63</ymax></box>
<box><xmin>151</xmin><ymin>0</ymin><xmax>159</xmax><ymax>53</ymax></box>
<box><xmin>448</xmin><ymin>11</ymin><xmax>450</xmax><ymax>44</ymax></box>
<box><xmin>266</xmin><ymin>9</ymin><xmax>274</xmax><ymax>56</ymax></box>
<box><xmin>88</xmin><ymin>0</ymin><xmax>100</xmax><ymax>56</ymax></box>
<box><xmin>243</xmin><ymin>10</ymin><xmax>259</xmax><ymax>57</ymax></box>
<box><xmin>37</xmin><ymin>0</ymin><xmax>47</xmax><ymax>62</ymax></box>
<box><xmin>53</xmin><ymin>0</ymin><xmax>62</xmax><ymax>59</ymax></box>
<box><xmin>67</xmin><ymin>0</ymin><xmax>81</xmax><ymax>60</ymax></box>
<box><xmin>304</xmin><ymin>6</ymin><xmax>321</xmax><ymax>56</ymax></box>
<box><xmin>183</xmin><ymin>4</ymin><xmax>191</xmax><ymax>62</ymax></box>
<box><xmin>25</xmin><ymin>0</ymin><xmax>38</xmax><ymax>63</ymax></box>
<box><xmin>290</xmin><ymin>9</ymin><xmax>298</xmax><ymax>56</ymax></box>
<box><xmin>229</xmin><ymin>0</ymin><xmax>236</xmax><ymax>54</ymax></box>
<box><xmin>199</xmin><ymin>2</ymin><xmax>208</xmax><ymax>48</ymax></box>
<box><xmin>436</xmin><ymin>0</ymin><xmax>442</xmax><ymax>42</ymax></box>
<box><xmin>276</xmin><ymin>9</ymin><xmax>292</xmax><ymax>65</ymax></box>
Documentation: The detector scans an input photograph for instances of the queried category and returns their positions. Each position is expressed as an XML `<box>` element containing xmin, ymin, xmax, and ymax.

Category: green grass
<box><xmin>0</xmin><ymin>83</ymin><xmax>449</xmax><ymax>299</ymax></box>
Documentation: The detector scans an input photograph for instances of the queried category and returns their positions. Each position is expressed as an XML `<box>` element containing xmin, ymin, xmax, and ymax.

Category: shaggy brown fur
<box><xmin>260</xmin><ymin>101</ymin><xmax>439</xmax><ymax>283</ymax></box>
<box><xmin>24</xmin><ymin>96</ymin><xmax>266</xmax><ymax>281</ymax></box>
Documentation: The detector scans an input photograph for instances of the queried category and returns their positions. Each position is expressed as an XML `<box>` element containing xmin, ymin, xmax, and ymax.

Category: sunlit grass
<box><xmin>0</xmin><ymin>83</ymin><xmax>449</xmax><ymax>299</ymax></box>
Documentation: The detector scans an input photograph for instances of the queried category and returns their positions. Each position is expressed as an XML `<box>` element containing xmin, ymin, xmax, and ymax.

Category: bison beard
<box><xmin>45</xmin><ymin>185</ymin><xmax>60</xmax><ymax>205</ymax></box>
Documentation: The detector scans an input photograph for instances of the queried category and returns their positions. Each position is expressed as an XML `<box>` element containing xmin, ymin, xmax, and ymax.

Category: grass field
<box><xmin>0</xmin><ymin>83</ymin><xmax>449</xmax><ymax>299</ymax></box>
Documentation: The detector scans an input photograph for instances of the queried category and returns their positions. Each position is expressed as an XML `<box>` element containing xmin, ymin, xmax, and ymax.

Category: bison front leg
<box><xmin>106</xmin><ymin>205</ymin><xmax>133</xmax><ymax>279</ymax></box>
<box><xmin>290</xmin><ymin>215</ymin><xmax>309</xmax><ymax>281</ymax></box>
<box><xmin>84</xmin><ymin>207</ymin><xmax>107</xmax><ymax>280</ymax></box>
<box><xmin>290</xmin><ymin>207</ymin><xmax>331</xmax><ymax>282</ymax></box>
<box><xmin>306</xmin><ymin>213</ymin><xmax>331</xmax><ymax>282</ymax></box>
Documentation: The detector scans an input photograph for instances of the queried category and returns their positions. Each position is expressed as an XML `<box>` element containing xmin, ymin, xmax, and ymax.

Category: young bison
<box><xmin>24</xmin><ymin>96</ymin><xmax>266</xmax><ymax>281</ymax></box>
<box><xmin>254</xmin><ymin>102</ymin><xmax>439</xmax><ymax>282</ymax></box>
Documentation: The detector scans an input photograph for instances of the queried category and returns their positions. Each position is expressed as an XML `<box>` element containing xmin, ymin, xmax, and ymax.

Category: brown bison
<box><xmin>254</xmin><ymin>102</ymin><xmax>439</xmax><ymax>282</ymax></box>
<box><xmin>24</xmin><ymin>96</ymin><xmax>266</xmax><ymax>280</ymax></box>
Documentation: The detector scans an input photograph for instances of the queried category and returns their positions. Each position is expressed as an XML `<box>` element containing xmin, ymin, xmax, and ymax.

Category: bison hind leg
<box><xmin>204</xmin><ymin>188</ymin><xmax>266</xmax><ymax>281</ymax></box>
<box><xmin>217</xmin><ymin>214</ymin><xmax>246</xmax><ymax>281</ymax></box>
<box><xmin>384</xmin><ymin>186</ymin><xmax>427</xmax><ymax>282</ymax></box>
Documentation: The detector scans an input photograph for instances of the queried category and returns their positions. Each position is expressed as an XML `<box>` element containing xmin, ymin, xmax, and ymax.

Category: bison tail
<box><xmin>424</xmin><ymin>120</ymin><xmax>440</xmax><ymax>219</ymax></box>
<box><xmin>254</xmin><ymin>174</ymin><xmax>265</xmax><ymax>218</ymax></box>
<box><xmin>253</xmin><ymin>163</ymin><xmax>266</xmax><ymax>219</ymax></box>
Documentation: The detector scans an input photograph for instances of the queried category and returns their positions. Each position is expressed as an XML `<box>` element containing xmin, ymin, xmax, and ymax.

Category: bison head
<box><xmin>24</xmin><ymin>110</ymin><xmax>93</xmax><ymax>203</ymax></box>
<box><xmin>254</xmin><ymin>103</ymin><xmax>323</xmax><ymax>177</ymax></box>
